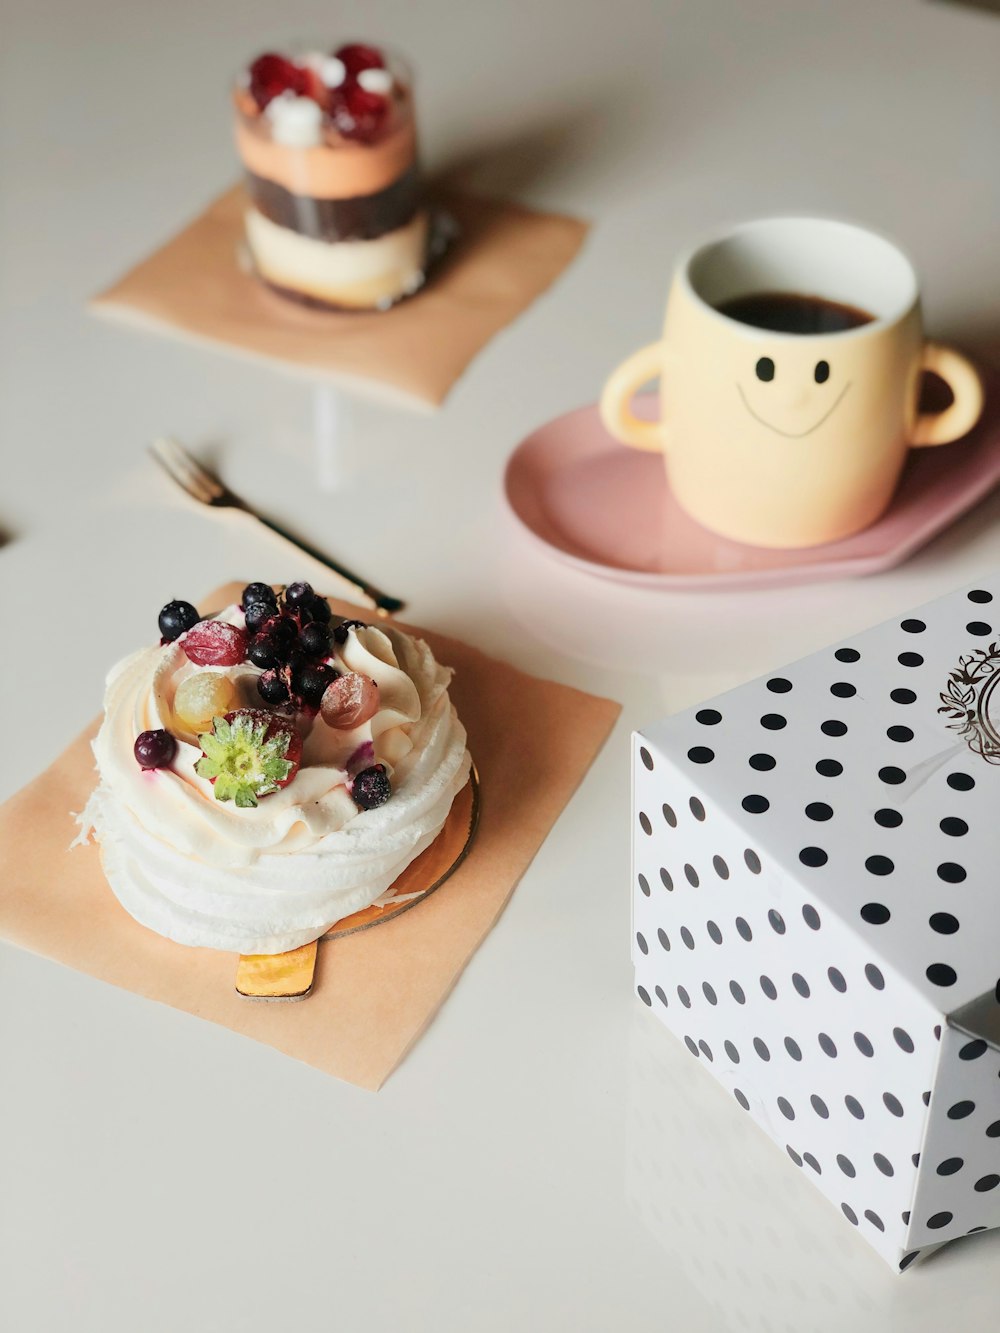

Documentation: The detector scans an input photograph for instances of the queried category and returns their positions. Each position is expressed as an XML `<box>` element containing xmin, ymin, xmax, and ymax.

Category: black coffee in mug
<box><xmin>716</xmin><ymin>291</ymin><xmax>875</xmax><ymax>335</ymax></box>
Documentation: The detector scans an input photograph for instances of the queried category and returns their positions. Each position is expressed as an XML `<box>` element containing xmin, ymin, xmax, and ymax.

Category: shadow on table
<box><xmin>626</xmin><ymin>1011</ymin><xmax>1000</xmax><ymax>1332</ymax></box>
<box><xmin>432</xmin><ymin>81</ymin><xmax>650</xmax><ymax>200</ymax></box>
<box><xmin>931</xmin><ymin>0</ymin><xmax>1000</xmax><ymax>15</ymax></box>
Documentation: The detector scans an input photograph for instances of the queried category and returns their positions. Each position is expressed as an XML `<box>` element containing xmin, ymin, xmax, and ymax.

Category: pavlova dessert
<box><xmin>77</xmin><ymin>583</ymin><xmax>471</xmax><ymax>954</ymax></box>
<box><xmin>234</xmin><ymin>41</ymin><xmax>430</xmax><ymax>310</ymax></box>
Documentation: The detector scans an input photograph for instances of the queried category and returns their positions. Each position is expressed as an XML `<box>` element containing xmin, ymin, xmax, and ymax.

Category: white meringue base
<box><xmin>78</xmin><ymin>614</ymin><xmax>472</xmax><ymax>954</ymax></box>
<box><xmin>82</xmin><ymin>726</ymin><xmax>469</xmax><ymax>953</ymax></box>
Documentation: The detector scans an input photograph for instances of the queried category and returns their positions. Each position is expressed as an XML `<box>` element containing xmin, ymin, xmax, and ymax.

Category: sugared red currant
<box><xmin>180</xmin><ymin>620</ymin><xmax>248</xmax><ymax>667</ymax></box>
<box><xmin>320</xmin><ymin>672</ymin><xmax>379</xmax><ymax>729</ymax></box>
<box><xmin>300</xmin><ymin>622</ymin><xmax>331</xmax><ymax>659</ymax></box>
<box><xmin>333</xmin><ymin>618</ymin><xmax>368</xmax><ymax>645</ymax></box>
<box><xmin>174</xmin><ymin>672</ymin><xmax>241</xmax><ymax>732</ymax></box>
<box><xmin>248</xmin><ymin>53</ymin><xmax>306</xmax><ymax>110</ymax></box>
<box><xmin>134</xmin><ymin>729</ymin><xmax>177</xmax><ymax>770</ymax></box>
<box><xmin>257</xmin><ymin>670</ymin><xmax>290</xmax><ymax>706</ymax></box>
<box><xmin>284</xmin><ymin>580</ymin><xmax>314</xmax><ymax>611</ymax></box>
<box><xmin>159</xmin><ymin>600</ymin><xmax>199</xmax><ymax>642</ymax></box>
<box><xmin>292</xmin><ymin>661</ymin><xmax>338</xmax><ymax>708</ymax></box>
<box><xmin>352</xmin><ymin>764</ymin><xmax>391</xmax><ymax>810</ymax></box>
<box><xmin>334</xmin><ymin>43</ymin><xmax>385</xmax><ymax>78</ymax></box>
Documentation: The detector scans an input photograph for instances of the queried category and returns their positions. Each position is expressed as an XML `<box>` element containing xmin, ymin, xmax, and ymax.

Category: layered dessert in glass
<box><xmin>234</xmin><ymin>43</ymin><xmax>430</xmax><ymax>310</ymax></box>
<box><xmin>77</xmin><ymin>582</ymin><xmax>471</xmax><ymax>954</ymax></box>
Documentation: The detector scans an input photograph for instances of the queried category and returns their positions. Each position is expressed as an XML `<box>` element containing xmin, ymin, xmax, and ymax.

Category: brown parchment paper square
<box><xmin>0</xmin><ymin>585</ymin><xmax>620</xmax><ymax>1089</ymax></box>
<box><xmin>90</xmin><ymin>187</ymin><xmax>588</xmax><ymax>407</ymax></box>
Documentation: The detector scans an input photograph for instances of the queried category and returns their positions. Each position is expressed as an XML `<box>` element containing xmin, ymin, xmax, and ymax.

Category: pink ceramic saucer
<box><xmin>503</xmin><ymin>383</ymin><xmax>1000</xmax><ymax>592</ymax></box>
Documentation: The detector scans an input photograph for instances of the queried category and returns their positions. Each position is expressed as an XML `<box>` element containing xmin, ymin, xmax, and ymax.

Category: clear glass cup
<box><xmin>233</xmin><ymin>44</ymin><xmax>430</xmax><ymax>310</ymax></box>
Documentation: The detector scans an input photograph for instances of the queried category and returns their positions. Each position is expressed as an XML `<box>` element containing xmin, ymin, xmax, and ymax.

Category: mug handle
<box><xmin>599</xmin><ymin>342</ymin><xmax>669</xmax><ymax>453</ymax></box>
<box><xmin>909</xmin><ymin>343</ymin><xmax>984</xmax><ymax>448</ymax></box>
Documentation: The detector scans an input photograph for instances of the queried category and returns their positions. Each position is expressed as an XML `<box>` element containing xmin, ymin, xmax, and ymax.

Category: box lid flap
<box><xmin>640</xmin><ymin>576</ymin><xmax>1000</xmax><ymax>1014</ymax></box>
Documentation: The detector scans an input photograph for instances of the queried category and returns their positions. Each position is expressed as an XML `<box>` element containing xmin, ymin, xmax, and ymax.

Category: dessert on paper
<box><xmin>75</xmin><ymin>582</ymin><xmax>472</xmax><ymax>981</ymax></box>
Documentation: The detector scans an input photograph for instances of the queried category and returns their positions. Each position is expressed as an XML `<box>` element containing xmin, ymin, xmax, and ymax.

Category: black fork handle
<box><xmin>243</xmin><ymin>509</ymin><xmax>406</xmax><ymax>617</ymax></box>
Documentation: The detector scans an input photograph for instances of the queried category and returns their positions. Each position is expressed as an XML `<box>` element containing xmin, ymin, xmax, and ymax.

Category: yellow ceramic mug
<box><xmin>600</xmin><ymin>217</ymin><xmax>984</xmax><ymax>548</ymax></box>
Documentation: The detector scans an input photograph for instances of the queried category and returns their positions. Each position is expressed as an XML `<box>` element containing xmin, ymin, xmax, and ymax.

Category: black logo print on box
<box><xmin>939</xmin><ymin>639</ymin><xmax>1000</xmax><ymax>764</ymax></box>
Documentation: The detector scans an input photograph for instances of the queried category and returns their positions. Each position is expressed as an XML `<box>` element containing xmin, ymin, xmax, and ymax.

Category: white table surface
<box><xmin>3</xmin><ymin>0</ymin><xmax>1000</xmax><ymax>1327</ymax></box>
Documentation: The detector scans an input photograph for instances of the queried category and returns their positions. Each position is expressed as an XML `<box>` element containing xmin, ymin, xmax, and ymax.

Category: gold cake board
<box><xmin>235</xmin><ymin>766</ymin><xmax>479</xmax><ymax>1001</ymax></box>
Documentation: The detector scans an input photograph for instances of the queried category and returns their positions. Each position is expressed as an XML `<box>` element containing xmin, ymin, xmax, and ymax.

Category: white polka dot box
<box><xmin>632</xmin><ymin>577</ymin><xmax>1000</xmax><ymax>1273</ymax></box>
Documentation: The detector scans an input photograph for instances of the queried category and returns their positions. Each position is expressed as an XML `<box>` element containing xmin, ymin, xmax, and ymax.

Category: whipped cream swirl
<box><xmin>78</xmin><ymin>607</ymin><xmax>471</xmax><ymax>954</ymax></box>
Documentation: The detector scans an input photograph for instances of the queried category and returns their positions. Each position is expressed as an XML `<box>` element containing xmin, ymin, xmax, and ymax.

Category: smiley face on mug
<box><xmin>599</xmin><ymin>217</ymin><xmax>984</xmax><ymax>548</ymax></box>
<box><xmin>737</xmin><ymin>351</ymin><xmax>852</xmax><ymax>440</ymax></box>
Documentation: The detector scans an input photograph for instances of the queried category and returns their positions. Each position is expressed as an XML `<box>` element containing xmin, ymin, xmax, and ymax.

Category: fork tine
<box><xmin>152</xmin><ymin>437</ymin><xmax>223</xmax><ymax>496</ymax></box>
<box><xmin>149</xmin><ymin>438</ymin><xmax>224</xmax><ymax>505</ymax></box>
<box><xmin>146</xmin><ymin>436</ymin><xmax>405</xmax><ymax>614</ymax></box>
<box><xmin>166</xmin><ymin>438</ymin><xmax>226</xmax><ymax>497</ymax></box>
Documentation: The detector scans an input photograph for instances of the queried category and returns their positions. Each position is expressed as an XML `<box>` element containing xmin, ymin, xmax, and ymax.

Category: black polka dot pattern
<box><xmin>749</xmin><ymin>753</ymin><xmax>775</xmax><ymax>771</ymax></box>
<box><xmin>742</xmin><ymin>794</ymin><xmax>769</xmax><ymax>814</ymax></box>
<box><xmin>630</xmin><ymin>580</ymin><xmax>1000</xmax><ymax>1258</ymax></box>
<box><xmin>874</xmin><ymin>808</ymin><xmax>902</xmax><ymax>828</ymax></box>
<box><xmin>799</xmin><ymin>847</ymin><xmax>828</xmax><ymax>868</ymax></box>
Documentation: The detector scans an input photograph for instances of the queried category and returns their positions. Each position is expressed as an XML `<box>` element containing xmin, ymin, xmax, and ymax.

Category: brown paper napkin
<box><xmin>0</xmin><ymin>586</ymin><xmax>619</xmax><ymax>1089</ymax></box>
<box><xmin>90</xmin><ymin>187</ymin><xmax>588</xmax><ymax>407</ymax></box>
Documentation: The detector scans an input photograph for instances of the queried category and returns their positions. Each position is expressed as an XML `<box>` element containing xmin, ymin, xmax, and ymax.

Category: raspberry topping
<box><xmin>248</xmin><ymin>53</ymin><xmax>307</xmax><ymax>110</ymax></box>
<box><xmin>330</xmin><ymin>83</ymin><xmax>390</xmax><ymax>142</ymax></box>
<box><xmin>333</xmin><ymin>43</ymin><xmax>385</xmax><ymax>78</ymax></box>
<box><xmin>300</xmin><ymin>65</ymin><xmax>331</xmax><ymax>109</ymax></box>
<box><xmin>180</xmin><ymin>620</ymin><xmax>248</xmax><ymax>667</ymax></box>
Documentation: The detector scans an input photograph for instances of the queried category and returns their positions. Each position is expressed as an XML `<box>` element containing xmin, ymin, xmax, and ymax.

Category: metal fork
<box><xmin>149</xmin><ymin>437</ymin><xmax>405</xmax><ymax>617</ymax></box>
